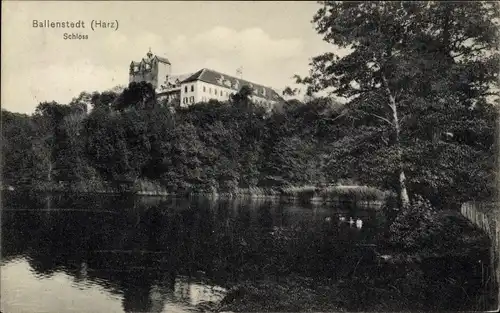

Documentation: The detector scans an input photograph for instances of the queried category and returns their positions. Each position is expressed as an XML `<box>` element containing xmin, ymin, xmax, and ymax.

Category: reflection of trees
<box><xmin>2</xmin><ymin>193</ymin><xmax>494</xmax><ymax>311</ymax></box>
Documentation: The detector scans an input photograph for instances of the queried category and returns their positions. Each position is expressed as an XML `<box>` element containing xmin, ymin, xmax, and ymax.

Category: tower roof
<box><xmin>135</xmin><ymin>49</ymin><xmax>171</xmax><ymax>65</ymax></box>
<box><xmin>156</xmin><ymin>56</ymin><xmax>171</xmax><ymax>64</ymax></box>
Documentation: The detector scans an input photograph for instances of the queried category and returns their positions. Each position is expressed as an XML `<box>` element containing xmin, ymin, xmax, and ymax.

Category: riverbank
<box><xmin>3</xmin><ymin>181</ymin><xmax>391</xmax><ymax>207</ymax></box>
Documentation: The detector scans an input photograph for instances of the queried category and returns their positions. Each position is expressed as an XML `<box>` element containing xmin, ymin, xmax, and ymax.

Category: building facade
<box><xmin>129</xmin><ymin>50</ymin><xmax>283</xmax><ymax>109</ymax></box>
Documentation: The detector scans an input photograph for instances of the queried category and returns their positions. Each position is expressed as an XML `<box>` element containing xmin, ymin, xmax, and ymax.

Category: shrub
<box><xmin>388</xmin><ymin>195</ymin><xmax>441</xmax><ymax>251</ymax></box>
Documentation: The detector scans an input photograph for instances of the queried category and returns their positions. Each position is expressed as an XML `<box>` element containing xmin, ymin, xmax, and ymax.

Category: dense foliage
<box><xmin>1</xmin><ymin>82</ymin><xmax>496</xmax><ymax>205</ymax></box>
<box><xmin>2</xmin><ymin>2</ymin><xmax>498</xmax><ymax>206</ymax></box>
<box><xmin>292</xmin><ymin>1</ymin><xmax>499</xmax><ymax>206</ymax></box>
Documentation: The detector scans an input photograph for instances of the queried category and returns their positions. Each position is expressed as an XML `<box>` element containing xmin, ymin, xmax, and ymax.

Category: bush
<box><xmin>388</xmin><ymin>195</ymin><xmax>441</xmax><ymax>251</ymax></box>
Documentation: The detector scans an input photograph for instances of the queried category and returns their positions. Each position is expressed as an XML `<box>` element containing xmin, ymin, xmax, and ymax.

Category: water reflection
<box><xmin>1</xmin><ymin>192</ymin><xmax>497</xmax><ymax>312</ymax></box>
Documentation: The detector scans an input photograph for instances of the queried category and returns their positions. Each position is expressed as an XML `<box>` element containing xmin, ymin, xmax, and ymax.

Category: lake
<box><xmin>1</xmin><ymin>192</ymin><xmax>498</xmax><ymax>312</ymax></box>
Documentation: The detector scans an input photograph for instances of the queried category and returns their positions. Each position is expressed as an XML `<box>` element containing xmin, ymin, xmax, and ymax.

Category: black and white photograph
<box><xmin>1</xmin><ymin>1</ymin><xmax>499</xmax><ymax>312</ymax></box>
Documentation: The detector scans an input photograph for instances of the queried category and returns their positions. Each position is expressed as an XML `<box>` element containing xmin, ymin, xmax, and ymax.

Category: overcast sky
<box><xmin>1</xmin><ymin>1</ymin><xmax>338</xmax><ymax>114</ymax></box>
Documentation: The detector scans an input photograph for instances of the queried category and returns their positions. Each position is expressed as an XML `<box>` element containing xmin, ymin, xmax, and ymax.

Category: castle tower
<box><xmin>129</xmin><ymin>49</ymin><xmax>172</xmax><ymax>91</ymax></box>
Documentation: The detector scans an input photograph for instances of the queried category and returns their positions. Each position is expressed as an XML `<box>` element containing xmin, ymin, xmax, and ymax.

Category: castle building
<box><xmin>129</xmin><ymin>49</ymin><xmax>172</xmax><ymax>90</ymax></box>
<box><xmin>129</xmin><ymin>50</ymin><xmax>283</xmax><ymax>110</ymax></box>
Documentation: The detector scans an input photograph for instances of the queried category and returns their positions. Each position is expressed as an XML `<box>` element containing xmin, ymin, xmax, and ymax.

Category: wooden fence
<box><xmin>460</xmin><ymin>201</ymin><xmax>500</xmax><ymax>304</ymax></box>
<box><xmin>460</xmin><ymin>202</ymin><xmax>500</xmax><ymax>248</ymax></box>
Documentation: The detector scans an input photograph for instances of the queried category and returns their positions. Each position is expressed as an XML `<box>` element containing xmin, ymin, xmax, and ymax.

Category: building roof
<box><xmin>157</xmin><ymin>73</ymin><xmax>195</xmax><ymax>93</ymax></box>
<box><xmin>130</xmin><ymin>50</ymin><xmax>171</xmax><ymax>67</ymax></box>
<box><xmin>167</xmin><ymin>73</ymin><xmax>193</xmax><ymax>85</ymax></box>
<box><xmin>182</xmin><ymin>68</ymin><xmax>283</xmax><ymax>101</ymax></box>
<box><xmin>156</xmin><ymin>56</ymin><xmax>171</xmax><ymax>64</ymax></box>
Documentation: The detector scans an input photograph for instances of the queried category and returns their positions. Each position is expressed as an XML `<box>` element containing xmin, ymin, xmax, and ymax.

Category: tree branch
<box><xmin>399</xmin><ymin>114</ymin><xmax>409</xmax><ymax>126</ymax></box>
<box><xmin>450</xmin><ymin>35</ymin><xmax>473</xmax><ymax>50</ymax></box>
<box><xmin>327</xmin><ymin>110</ymin><xmax>350</xmax><ymax>122</ymax></box>
<box><xmin>450</xmin><ymin>46</ymin><xmax>490</xmax><ymax>58</ymax></box>
<box><xmin>353</xmin><ymin>108</ymin><xmax>394</xmax><ymax>126</ymax></box>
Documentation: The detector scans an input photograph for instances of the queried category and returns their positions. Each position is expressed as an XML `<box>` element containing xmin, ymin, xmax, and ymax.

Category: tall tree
<box><xmin>295</xmin><ymin>1</ymin><xmax>500</xmax><ymax>206</ymax></box>
<box><xmin>32</xmin><ymin>101</ymin><xmax>73</xmax><ymax>183</ymax></box>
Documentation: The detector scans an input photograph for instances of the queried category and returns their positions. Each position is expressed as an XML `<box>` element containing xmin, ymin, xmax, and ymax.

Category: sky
<box><xmin>1</xmin><ymin>1</ymin><xmax>336</xmax><ymax>114</ymax></box>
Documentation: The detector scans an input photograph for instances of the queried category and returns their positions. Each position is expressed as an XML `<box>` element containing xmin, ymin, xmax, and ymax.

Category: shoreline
<box><xmin>2</xmin><ymin>184</ymin><xmax>388</xmax><ymax>208</ymax></box>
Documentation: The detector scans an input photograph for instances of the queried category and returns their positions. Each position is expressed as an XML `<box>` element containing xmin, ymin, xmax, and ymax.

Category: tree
<box><xmin>32</xmin><ymin>101</ymin><xmax>73</xmax><ymax>183</ymax></box>
<box><xmin>114</xmin><ymin>81</ymin><xmax>157</xmax><ymax>111</ymax></box>
<box><xmin>68</xmin><ymin>92</ymin><xmax>91</xmax><ymax>114</ymax></box>
<box><xmin>230</xmin><ymin>85</ymin><xmax>255</xmax><ymax>110</ymax></box>
<box><xmin>84</xmin><ymin>108</ymin><xmax>152</xmax><ymax>186</ymax></box>
<box><xmin>1</xmin><ymin>111</ymin><xmax>37</xmax><ymax>186</ymax></box>
<box><xmin>295</xmin><ymin>1</ymin><xmax>500</xmax><ymax>206</ymax></box>
<box><xmin>162</xmin><ymin>123</ymin><xmax>205</xmax><ymax>192</ymax></box>
<box><xmin>90</xmin><ymin>90</ymin><xmax>120</xmax><ymax>112</ymax></box>
<box><xmin>142</xmin><ymin>107</ymin><xmax>176</xmax><ymax>181</ymax></box>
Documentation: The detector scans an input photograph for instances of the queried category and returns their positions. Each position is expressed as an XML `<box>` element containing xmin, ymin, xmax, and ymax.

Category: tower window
<box><xmin>191</xmin><ymin>85</ymin><xmax>194</xmax><ymax>92</ymax></box>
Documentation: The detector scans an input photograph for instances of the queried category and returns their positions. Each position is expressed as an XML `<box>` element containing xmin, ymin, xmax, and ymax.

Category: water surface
<box><xmin>1</xmin><ymin>192</ymin><xmax>497</xmax><ymax>312</ymax></box>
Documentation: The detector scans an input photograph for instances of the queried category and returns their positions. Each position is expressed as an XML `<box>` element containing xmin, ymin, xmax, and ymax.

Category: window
<box><xmin>191</xmin><ymin>85</ymin><xmax>194</xmax><ymax>92</ymax></box>
<box><xmin>184</xmin><ymin>86</ymin><xmax>188</xmax><ymax>93</ymax></box>
<box><xmin>183</xmin><ymin>97</ymin><xmax>188</xmax><ymax>104</ymax></box>
<box><xmin>190</xmin><ymin>96</ymin><xmax>195</xmax><ymax>103</ymax></box>
<box><xmin>215</xmin><ymin>89</ymin><xmax>218</xmax><ymax>96</ymax></box>
<box><xmin>203</xmin><ymin>86</ymin><xmax>206</xmax><ymax>92</ymax></box>
<box><xmin>209</xmin><ymin>88</ymin><xmax>212</xmax><ymax>94</ymax></box>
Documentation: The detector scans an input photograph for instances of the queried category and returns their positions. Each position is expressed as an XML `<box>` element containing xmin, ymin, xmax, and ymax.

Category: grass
<box><xmin>217</xmin><ymin>187</ymin><xmax>282</xmax><ymax>198</ymax></box>
<box><xmin>213</xmin><ymin>273</ymin><xmax>437</xmax><ymax>312</ymax></box>
<box><xmin>214</xmin><ymin>276</ymin><xmax>345</xmax><ymax>312</ymax></box>
<box><xmin>281</xmin><ymin>185</ymin><xmax>393</xmax><ymax>201</ymax></box>
<box><xmin>134</xmin><ymin>179</ymin><xmax>169</xmax><ymax>196</ymax></box>
<box><xmin>27</xmin><ymin>178</ymin><xmax>393</xmax><ymax>203</ymax></box>
<box><xmin>198</xmin><ymin>185</ymin><xmax>392</xmax><ymax>204</ymax></box>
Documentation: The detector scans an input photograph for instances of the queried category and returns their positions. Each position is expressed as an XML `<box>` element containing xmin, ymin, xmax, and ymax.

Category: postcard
<box><xmin>1</xmin><ymin>1</ymin><xmax>499</xmax><ymax>312</ymax></box>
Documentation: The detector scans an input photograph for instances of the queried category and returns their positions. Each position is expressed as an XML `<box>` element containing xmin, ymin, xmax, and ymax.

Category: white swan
<box><xmin>356</xmin><ymin>218</ymin><xmax>363</xmax><ymax>229</ymax></box>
